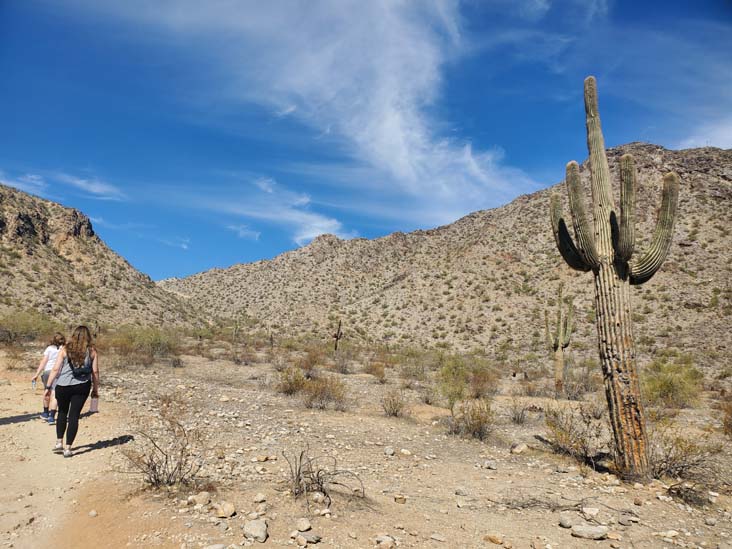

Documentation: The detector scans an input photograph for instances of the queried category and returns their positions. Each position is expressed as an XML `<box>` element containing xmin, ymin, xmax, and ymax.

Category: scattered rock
<box><xmin>243</xmin><ymin>519</ymin><xmax>268</xmax><ymax>543</ymax></box>
<box><xmin>296</xmin><ymin>518</ymin><xmax>312</xmax><ymax>532</ymax></box>
<box><xmin>203</xmin><ymin>545</ymin><xmax>226</xmax><ymax>549</ymax></box>
<box><xmin>483</xmin><ymin>533</ymin><xmax>503</xmax><ymax>544</ymax></box>
<box><xmin>571</xmin><ymin>524</ymin><xmax>608</xmax><ymax>540</ymax></box>
<box><xmin>482</xmin><ymin>460</ymin><xmax>498</xmax><ymax>470</ymax></box>
<box><xmin>253</xmin><ymin>493</ymin><xmax>266</xmax><ymax>503</ymax></box>
<box><xmin>400</xmin><ymin>448</ymin><xmax>411</xmax><ymax>456</ymax></box>
<box><xmin>193</xmin><ymin>491</ymin><xmax>211</xmax><ymax>506</ymax></box>
<box><xmin>705</xmin><ymin>517</ymin><xmax>717</xmax><ymax>526</ymax></box>
<box><xmin>581</xmin><ymin>507</ymin><xmax>600</xmax><ymax>519</ymax></box>
<box><xmin>88</xmin><ymin>510</ymin><xmax>98</xmax><ymax>518</ymax></box>
<box><xmin>558</xmin><ymin>511</ymin><xmax>574</xmax><ymax>528</ymax></box>
<box><xmin>430</xmin><ymin>533</ymin><xmax>446</xmax><ymax>542</ymax></box>
<box><xmin>510</xmin><ymin>443</ymin><xmax>528</xmax><ymax>455</ymax></box>
<box><xmin>384</xmin><ymin>447</ymin><xmax>395</xmax><ymax>456</ymax></box>
<box><xmin>394</xmin><ymin>494</ymin><xmax>407</xmax><ymax>504</ymax></box>
<box><xmin>214</xmin><ymin>502</ymin><xmax>236</xmax><ymax>518</ymax></box>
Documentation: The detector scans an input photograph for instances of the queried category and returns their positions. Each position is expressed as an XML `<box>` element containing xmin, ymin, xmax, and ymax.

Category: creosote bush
<box><xmin>438</xmin><ymin>356</ymin><xmax>468</xmax><ymax>413</ymax></box>
<box><xmin>303</xmin><ymin>376</ymin><xmax>348</xmax><ymax>411</ymax></box>
<box><xmin>544</xmin><ymin>403</ymin><xmax>609</xmax><ymax>468</ymax></box>
<box><xmin>508</xmin><ymin>398</ymin><xmax>530</xmax><ymax>425</ymax></box>
<box><xmin>468</xmin><ymin>358</ymin><xmax>499</xmax><ymax>399</ymax></box>
<box><xmin>642</xmin><ymin>353</ymin><xmax>703</xmax><ymax>408</ymax></box>
<box><xmin>101</xmin><ymin>326</ymin><xmax>179</xmax><ymax>366</ymax></box>
<box><xmin>0</xmin><ymin>309</ymin><xmax>63</xmax><ymax>344</ymax></box>
<box><xmin>447</xmin><ymin>399</ymin><xmax>494</xmax><ymax>440</ymax></box>
<box><xmin>647</xmin><ymin>421</ymin><xmax>725</xmax><ymax>484</ymax></box>
<box><xmin>381</xmin><ymin>388</ymin><xmax>409</xmax><ymax>417</ymax></box>
<box><xmin>276</xmin><ymin>366</ymin><xmax>306</xmax><ymax>395</ymax></box>
<box><xmin>364</xmin><ymin>361</ymin><xmax>387</xmax><ymax>384</ymax></box>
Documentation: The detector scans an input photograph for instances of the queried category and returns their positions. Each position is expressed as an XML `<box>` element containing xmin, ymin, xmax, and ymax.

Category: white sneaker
<box><xmin>52</xmin><ymin>442</ymin><xmax>63</xmax><ymax>454</ymax></box>
<box><xmin>63</xmin><ymin>448</ymin><xmax>72</xmax><ymax>458</ymax></box>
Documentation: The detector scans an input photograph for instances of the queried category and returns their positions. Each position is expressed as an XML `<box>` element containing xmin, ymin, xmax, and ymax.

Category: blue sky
<box><xmin>1</xmin><ymin>1</ymin><xmax>730</xmax><ymax>280</ymax></box>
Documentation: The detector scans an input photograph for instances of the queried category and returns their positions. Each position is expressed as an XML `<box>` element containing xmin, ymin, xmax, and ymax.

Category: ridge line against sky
<box><xmin>1</xmin><ymin>0</ymin><xmax>730</xmax><ymax>279</ymax></box>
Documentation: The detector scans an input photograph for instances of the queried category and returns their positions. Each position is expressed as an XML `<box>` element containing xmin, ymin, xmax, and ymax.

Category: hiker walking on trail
<box><xmin>31</xmin><ymin>333</ymin><xmax>65</xmax><ymax>425</ymax></box>
<box><xmin>44</xmin><ymin>325</ymin><xmax>100</xmax><ymax>458</ymax></box>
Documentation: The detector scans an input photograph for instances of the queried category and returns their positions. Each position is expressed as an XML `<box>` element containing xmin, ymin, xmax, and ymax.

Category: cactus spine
<box><xmin>549</xmin><ymin>76</ymin><xmax>679</xmax><ymax>480</ymax></box>
<box><xmin>545</xmin><ymin>283</ymin><xmax>573</xmax><ymax>398</ymax></box>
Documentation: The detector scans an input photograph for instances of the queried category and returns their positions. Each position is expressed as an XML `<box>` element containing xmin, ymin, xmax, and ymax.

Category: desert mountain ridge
<box><xmin>160</xmin><ymin>142</ymin><xmax>731</xmax><ymax>371</ymax></box>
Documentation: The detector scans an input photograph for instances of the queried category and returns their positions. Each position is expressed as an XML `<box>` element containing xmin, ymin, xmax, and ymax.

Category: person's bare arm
<box><xmin>43</xmin><ymin>348</ymin><xmax>65</xmax><ymax>395</ymax></box>
<box><xmin>32</xmin><ymin>354</ymin><xmax>49</xmax><ymax>381</ymax></box>
<box><xmin>91</xmin><ymin>351</ymin><xmax>100</xmax><ymax>397</ymax></box>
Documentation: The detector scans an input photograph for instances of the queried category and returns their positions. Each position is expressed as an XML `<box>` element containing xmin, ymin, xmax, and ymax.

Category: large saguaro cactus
<box><xmin>549</xmin><ymin>76</ymin><xmax>679</xmax><ymax>480</ymax></box>
<box><xmin>545</xmin><ymin>283</ymin><xmax>574</xmax><ymax>398</ymax></box>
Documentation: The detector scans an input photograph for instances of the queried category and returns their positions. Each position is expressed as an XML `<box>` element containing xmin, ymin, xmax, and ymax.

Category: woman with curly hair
<box><xmin>44</xmin><ymin>325</ymin><xmax>100</xmax><ymax>457</ymax></box>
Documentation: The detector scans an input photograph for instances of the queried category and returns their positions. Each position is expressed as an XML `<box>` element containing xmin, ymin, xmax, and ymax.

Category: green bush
<box><xmin>447</xmin><ymin>399</ymin><xmax>494</xmax><ymax>440</ymax></box>
<box><xmin>642</xmin><ymin>354</ymin><xmax>703</xmax><ymax>408</ymax></box>
<box><xmin>102</xmin><ymin>326</ymin><xmax>179</xmax><ymax>365</ymax></box>
<box><xmin>438</xmin><ymin>355</ymin><xmax>468</xmax><ymax>413</ymax></box>
<box><xmin>302</xmin><ymin>376</ymin><xmax>348</xmax><ymax>411</ymax></box>
<box><xmin>0</xmin><ymin>309</ymin><xmax>63</xmax><ymax>343</ymax></box>
<box><xmin>276</xmin><ymin>366</ymin><xmax>306</xmax><ymax>395</ymax></box>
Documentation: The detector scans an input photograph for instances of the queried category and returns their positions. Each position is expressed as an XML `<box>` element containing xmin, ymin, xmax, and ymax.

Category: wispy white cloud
<box><xmin>676</xmin><ymin>116</ymin><xmax>732</xmax><ymax>150</ymax></box>
<box><xmin>227</xmin><ymin>224</ymin><xmax>261</xmax><ymax>241</ymax></box>
<box><xmin>157</xmin><ymin>236</ymin><xmax>190</xmax><ymax>251</ymax></box>
<box><xmin>54</xmin><ymin>172</ymin><xmax>126</xmax><ymax>201</ymax></box>
<box><xmin>0</xmin><ymin>172</ymin><xmax>49</xmax><ymax>196</ymax></box>
<box><xmin>59</xmin><ymin>0</ymin><xmax>539</xmax><ymax>228</ymax></box>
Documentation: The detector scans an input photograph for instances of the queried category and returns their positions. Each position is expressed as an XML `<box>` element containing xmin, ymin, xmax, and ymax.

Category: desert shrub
<box><xmin>447</xmin><ymin>399</ymin><xmax>494</xmax><ymax>440</ymax></box>
<box><xmin>121</xmin><ymin>393</ymin><xmax>204</xmax><ymax>487</ymax></box>
<box><xmin>544</xmin><ymin>403</ymin><xmax>609</xmax><ymax>468</ymax></box>
<box><xmin>468</xmin><ymin>358</ymin><xmax>499</xmax><ymax>399</ymax></box>
<box><xmin>723</xmin><ymin>400</ymin><xmax>732</xmax><ymax>439</ymax></box>
<box><xmin>2</xmin><ymin>344</ymin><xmax>26</xmax><ymax>370</ymax></box>
<box><xmin>282</xmin><ymin>446</ymin><xmax>364</xmax><ymax>507</ymax></box>
<box><xmin>381</xmin><ymin>388</ymin><xmax>409</xmax><ymax>417</ymax></box>
<box><xmin>642</xmin><ymin>355</ymin><xmax>703</xmax><ymax>408</ymax></box>
<box><xmin>563</xmin><ymin>358</ymin><xmax>602</xmax><ymax>400</ymax></box>
<box><xmin>0</xmin><ymin>309</ymin><xmax>63</xmax><ymax>344</ymax></box>
<box><xmin>648</xmin><ymin>422</ymin><xmax>725</xmax><ymax>483</ymax></box>
<box><xmin>420</xmin><ymin>385</ymin><xmax>437</xmax><ymax>405</ymax></box>
<box><xmin>276</xmin><ymin>366</ymin><xmax>306</xmax><ymax>395</ymax></box>
<box><xmin>333</xmin><ymin>347</ymin><xmax>353</xmax><ymax>374</ymax></box>
<box><xmin>299</xmin><ymin>347</ymin><xmax>323</xmax><ymax>379</ymax></box>
<box><xmin>398</xmin><ymin>355</ymin><xmax>427</xmax><ymax>384</ymax></box>
<box><xmin>103</xmin><ymin>326</ymin><xmax>179</xmax><ymax>365</ymax></box>
<box><xmin>303</xmin><ymin>376</ymin><xmax>348</xmax><ymax>411</ymax></box>
<box><xmin>438</xmin><ymin>355</ymin><xmax>469</xmax><ymax>413</ymax></box>
<box><xmin>364</xmin><ymin>361</ymin><xmax>387</xmax><ymax>384</ymax></box>
<box><xmin>517</xmin><ymin>378</ymin><xmax>552</xmax><ymax>398</ymax></box>
<box><xmin>508</xmin><ymin>398</ymin><xmax>530</xmax><ymax>425</ymax></box>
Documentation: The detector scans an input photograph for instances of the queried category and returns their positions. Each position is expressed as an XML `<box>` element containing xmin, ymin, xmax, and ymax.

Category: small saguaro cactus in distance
<box><xmin>332</xmin><ymin>320</ymin><xmax>344</xmax><ymax>352</ymax></box>
<box><xmin>549</xmin><ymin>76</ymin><xmax>680</xmax><ymax>480</ymax></box>
<box><xmin>545</xmin><ymin>283</ymin><xmax>574</xmax><ymax>398</ymax></box>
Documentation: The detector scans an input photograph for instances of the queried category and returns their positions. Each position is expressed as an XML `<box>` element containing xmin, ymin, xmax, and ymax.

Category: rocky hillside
<box><xmin>0</xmin><ymin>183</ymin><xmax>200</xmax><ymax>327</ymax></box>
<box><xmin>160</xmin><ymin>143</ymin><xmax>732</xmax><ymax>371</ymax></box>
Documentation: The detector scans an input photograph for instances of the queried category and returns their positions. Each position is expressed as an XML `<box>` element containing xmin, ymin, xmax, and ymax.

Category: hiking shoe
<box><xmin>53</xmin><ymin>442</ymin><xmax>63</xmax><ymax>454</ymax></box>
<box><xmin>47</xmin><ymin>416</ymin><xmax>56</xmax><ymax>425</ymax></box>
<box><xmin>40</xmin><ymin>412</ymin><xmax>49</xmax><ymax>420</ymax></box>
<box><xmin>63</xmin><ymin>448</ymin><xmax>72</xmax><ymax>458</ymax></box>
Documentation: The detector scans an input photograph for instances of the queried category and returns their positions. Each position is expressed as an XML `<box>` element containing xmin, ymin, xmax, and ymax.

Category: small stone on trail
<box><xmin>243</xmin><ymin>519</ymin><xmax>268</xmax><ymax>543</ymax></box>
<box><xmin>558</xmin><ymin>511</ymin><xmax>574</xmax><ymax>528</ymax></box>
<box><xmin>193</xmin><ymin>491</ymin><xmax>211</xmax><ymax>505</ymax></box>
<box><xmin>510</xmin><ymin>443</ymin><xmax>528</xmax><ymax>455</ymax></box>
<box><xmin>394</xmin><ymin>494</ymin><xmax>407</xmax><ymax>504</ymax></box>
<box><xmin>88</xmin><ymin>510</ymin><xmax>98</xmax><ymax>518</ymax></box>
<box><xmin>384</xmin><ymin>447</ymin><xmax>395</xmax><ymax>456</ymax></box>
<box><xmin>482</xmin><ymin>460</ymin><xmax>498</xmax><ymax>470</ymax></box>
<box><xmin>253</xmin><ymin>493</ymin><xmax>266</xmax><ymax>503</ymax></box>
<box><xmin>571</xmin><ymin>524</ymin><xmax>608</xmax><ymax>540</ymax></box>
<box><xmin>705</xmin><ymin>517</ymin><xmax>717</xmax><ymax>526</ymax></box>
<box><xmin>483</xmin><ymin>533</ymin><xmax>503</xmax><ymax>544</ymax></box>
<box><xmin>430</xmin><ymin>533</ymin><xmax>446</xmax><ymax>542</ymax></box>
<box><xmin>214</xmin><ymin>502</ymin><xmax>236</xmax><ymax>518</ymax></box>
<box><xmin>400</xmin><ymin>448</ymin><xmax>411</xmax><ymax>456</ymax></box>
<box><xmin>296</xmin><ymin>517</ymin><xmax>312</xmax><ymax>532</ymax></box>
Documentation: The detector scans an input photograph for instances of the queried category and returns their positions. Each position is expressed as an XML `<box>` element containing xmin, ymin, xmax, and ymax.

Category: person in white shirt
<box><xmin>31</xmin><ymin>333</ymin><xmax>65</xmax><ymax>424</ymax></box>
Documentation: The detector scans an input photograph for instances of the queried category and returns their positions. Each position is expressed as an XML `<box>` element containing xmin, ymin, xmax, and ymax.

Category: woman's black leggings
<box><xmin>55</xmin><ymin>381</ymin><xmax>91</xmax><ymax>445</ymax></box>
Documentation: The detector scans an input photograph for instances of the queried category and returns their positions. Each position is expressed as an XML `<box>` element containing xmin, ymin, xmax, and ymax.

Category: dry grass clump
<box><xmin>364</xmin><ymin>361</ymin><xmax>387</xmax><ymax>384</ymax></box>
<box><xmin>276</xmin><ymin>366</ymin><xmax>307</xmax><ymax>395</ymax></box>
<box><xmin>381</xmin><ymin>388</ymin><xmax>409</xmax><ymax>417</ymax></box>
<box><xmin>508</xmin><ymin>398</ymin><xmax>530</xmax><ymax>425</ymax></box>
<box><xmin>447</xmin><ymin>399</ymin><xmax>494</xmax><ymax>440</ymax></box>
<box><xmin>468</xmin><ymin>359</ymin><xmax>499</xmax><ymax>399</ymax></box>
<box><xmin>642</xmin><ymin>352</ymin><xmax>703</xmax><ymax>409</ymax></box>
<box><xmin>298</xmin><ymin>347</ymin><xmax>323</xmax><ymax>379</ymax></box>
<box><xmin>303</xmin><ymin>376</ymin><xmax>348</xmax><ymax>411</ymax></box>
<box><xmin>722</xmin><ymin>400</ymin><xmax>732</xmax><ymax>439</ymax></box>
<box><xmin>121</xmin><ymin>393</ymin><xmax>204</xmax><ymax>487</ymax></box>
<box><xmin>282</xmin><ymin>446</ymin><xmax>364</xmax><ymax>507</ymax></box>
<box><xmin>0</xmin><ymin>309</ymin><xmax>63</xmax><ymax>344</ymax></box>
<box><xmin>647</xmin><ymin>422</ymin><xmax>725</xmax><ymax>483</ymax></box>
<box><xmin>544</xmin><ymin>403</ymin><xmax>609</xmax><ymax>468</ymax></box>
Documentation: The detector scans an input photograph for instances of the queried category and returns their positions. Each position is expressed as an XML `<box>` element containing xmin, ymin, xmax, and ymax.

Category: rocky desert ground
<box><xmin>1</xmin><ymin>338</ymin><xmax>730</xmax><ymax>549</ymax></box>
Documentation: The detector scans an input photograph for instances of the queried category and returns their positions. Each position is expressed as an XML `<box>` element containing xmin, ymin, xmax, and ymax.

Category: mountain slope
<box><xmin>0</xmin><ymin>183</ymin><xmax>200</xmax><ymax>327</ymax></box>
<box><xmin>160</xmin><ymin>143</ymin><xmax>732</xmax><ymax>370</ymax></box>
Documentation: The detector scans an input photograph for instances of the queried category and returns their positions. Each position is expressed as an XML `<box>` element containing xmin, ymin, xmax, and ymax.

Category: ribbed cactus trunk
<box><xmin>550</xmin><ymin>76</ymin><xmax>679</xmax><ymax>480</ymax></box>
<box><xmin>546</xmin><ymin>283</ymin><xmax>573</xmax><ymax>398</ymax></box>
<box><xmin>553</xmin><ymin>348</ymin><xmax>565</xmax><ymax>396</ymax></box>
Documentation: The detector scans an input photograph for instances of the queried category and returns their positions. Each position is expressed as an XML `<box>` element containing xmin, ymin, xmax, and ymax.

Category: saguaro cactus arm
<box><xmin>629</xmin><ymin>172</ymin><xmax>680</xmax><ymax>285</ymax></box>
<box><xmin>550</xmin><ymin>194</ymin><xmax>592</xmax><ymax>272</ymax></box>
<box><xmin>614</xmin><ymin>154</ymin><xmax>637</xmax><ymax>262</ymax></box>
<box><xmin>584</xmin><ymin>76</ymin><xmax>614</xmax><ymax>213</ymax></box>
<box><xmin>566</xmin><ymin>161</ymin><xmax>600</xmax><ymax>269</ymax></box>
